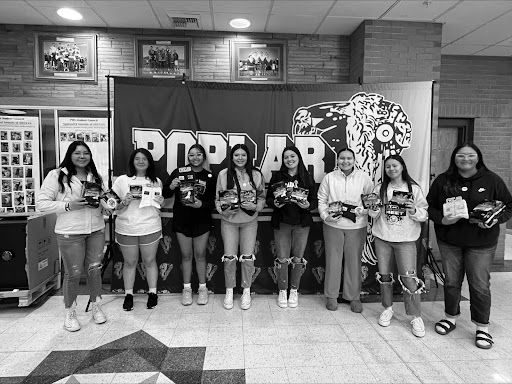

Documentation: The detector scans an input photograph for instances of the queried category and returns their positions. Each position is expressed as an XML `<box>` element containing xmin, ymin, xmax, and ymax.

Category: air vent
<box><xmin>169</xmin><ymin>15</ymin><xmax>201</xmax><ymax>30</ymax></box>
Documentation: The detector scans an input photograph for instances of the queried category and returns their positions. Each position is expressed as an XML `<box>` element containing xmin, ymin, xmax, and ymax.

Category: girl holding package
<box><xmin>37</xmin><ymin>141</ymin><xmax>108</xmax><ymax>332</ymax></box>
<box><xmin>317</xmin><ymin>147</ymin><xmax>373</xmax><ymax>312</ymax></box>
<box><xmin>215</xmin><ymin>144</ymin><xmax>265</xmax><ymax>310</ymax></box>
<box><xmin>427</xmin><ymin>143</ymin><xmax>512</xmax><ymax>349</ymax></box>
<box><xmin>267</xmin><ymin>146</ymin><xmax>317</xmax><ymax>308</ymax></box>
<box><xmin>368</xmin><ymin>154</ymin><xmax>428</xmax><ymax>338</ymax></box>
<box><xmin>163</xmin><ymin>144</ymin><xmax>216</xmax><ymax>306</ymax></box>
<box><xmin>112</xmin><ymin>148</ymin><xmax>164</xmax><ymax>311</ymax></box>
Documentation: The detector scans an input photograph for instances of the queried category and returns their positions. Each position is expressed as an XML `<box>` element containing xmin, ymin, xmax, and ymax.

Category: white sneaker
<box><xmin>278</xmin><ymin>290</ymin><xmax>288</xmax><ymax>308</ymax></box>
<box><xmin>378</xmin><ymin>307</ymin><xmax>394</xmax><ymax>327</ymax></box>
<box><xmin>197</xmin><ymin>286</ymin><xmax>209</xmax><ymax>305</ymax></box>
<box><xmin>411</xmin><ymin>317</ymin><xmax>425</xmax><ymax>338</ymax></box>
<box><xmin>288</xmin><ymin>289</ymin><xmax>298</xmax><ymax>308</ymax></box>
<box><xmin>240</xmin><ymin>288</ymin><xmax>251</xmax><ymax>310</ymax></box>
<box><xmin>182</xmin><ymin>288</ymin><xmax>193</xmax><ymax>306</ymax></box>
<box><xmin>64</xmin><ymin>308</ymin><xmax>81</xmax><ymax>332</ymax></box>
<box><xmin>92</xmin><ymin>302</ymin><xmax>107</xmax><ymax>324</ymax></box>
<box><xmin>223</xmin><ymin>288</ymin><xmax>233</xmax><ymax>310</ymax></box>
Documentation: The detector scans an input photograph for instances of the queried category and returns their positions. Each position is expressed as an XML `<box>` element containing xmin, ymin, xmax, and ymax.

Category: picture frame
<box><xmin>230</xmin><ymin>40</ymin><xmax>287</xmax><ymax>84</ymax></box>
<box><xmin>135</xmin><ymin>37</ymin><xmax>192</xmax><ymax>79</ymax></box>
<box><xmin>34</xmin><ymin>33</ymin><xmax>97</xmax><ymax>82</ymax></box>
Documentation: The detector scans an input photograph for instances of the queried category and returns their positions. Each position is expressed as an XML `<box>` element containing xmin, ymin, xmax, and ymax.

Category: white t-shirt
<box><xmin>112</xmin><ymin>175</ymin><xmax>162</xmax><ymax>236</ymax></box>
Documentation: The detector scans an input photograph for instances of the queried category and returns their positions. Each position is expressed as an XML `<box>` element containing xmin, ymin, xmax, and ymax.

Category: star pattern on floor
<box><xmin>15</xmin><ymin>330</ymin><xmax>245</xmax><ymax>384</ymax></box>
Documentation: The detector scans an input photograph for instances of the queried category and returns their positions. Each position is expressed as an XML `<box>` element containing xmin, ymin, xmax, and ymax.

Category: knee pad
<box><xmin>240</xmin><ymin>254</ymin><xmax>255</xmax><ymax>263</ymax></box>
<box><xmin>398</xmin><ymin>271</ymin><xmax>425</xmax><ymax>294</ymax></box>
<box><xmin>221</xmin><ymin>254</ymin><xmax>238</xmax><ymax>263</ymax></box>
<box><xmin>274</xmin><ymin>258</ymin><xmax>291</xmax><ymax>269</ymax></box>
<box><xmin>375</xmin><ymin>272</ymin><xmax>394</xmax><ymax>284</ymax></box>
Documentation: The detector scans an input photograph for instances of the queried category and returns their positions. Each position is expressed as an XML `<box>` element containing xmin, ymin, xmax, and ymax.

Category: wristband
<box><xmin>65</xmin><ymin>202</ymin><xmax>71</xmax><ymax>212</ymax></box>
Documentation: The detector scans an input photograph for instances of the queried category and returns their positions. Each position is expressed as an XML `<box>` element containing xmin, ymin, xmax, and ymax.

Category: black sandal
<box><xmin>475</xmin><ymin>330</ymin><xmax>494</xmax><ymax>349</ymax></box>
<box><xmin>435</xmin><ymin>319</ymin><xmax>456</xmax><ymax>335</ymax></box>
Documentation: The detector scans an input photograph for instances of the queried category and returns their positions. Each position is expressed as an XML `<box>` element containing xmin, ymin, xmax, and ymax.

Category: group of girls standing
<box><xmin>37</xmin><ymin>140</ymin><xmax>511</xmax><ymax>350</ymax></box>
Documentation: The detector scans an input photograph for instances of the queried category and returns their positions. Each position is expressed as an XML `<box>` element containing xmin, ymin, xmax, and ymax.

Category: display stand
<box><xmin>0</xmin><ymin>213</ymin><xmax>60</xmax><ymax>306</ymax></box>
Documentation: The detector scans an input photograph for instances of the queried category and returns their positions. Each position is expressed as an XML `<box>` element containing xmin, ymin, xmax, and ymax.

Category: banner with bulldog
<box><xmin>112</xmin><ymin>78</ymin><xmax>432</xmax><ymax>295</ymax></box>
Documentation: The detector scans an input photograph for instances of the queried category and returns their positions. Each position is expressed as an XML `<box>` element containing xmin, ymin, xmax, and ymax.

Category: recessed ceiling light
<box><xmin>229</xmin><ymin>18</ymin><xmax>251</xmax><ymax>29</ymax></box>
<box><xmin>57</xmin><ymin>8</ymin><xmax>83</xmax><ymax>21</ymax></box>
<box><xmin>0</xmin><ymin>109</ymin><xmax>26</xmax><ymax>115</ymax></box>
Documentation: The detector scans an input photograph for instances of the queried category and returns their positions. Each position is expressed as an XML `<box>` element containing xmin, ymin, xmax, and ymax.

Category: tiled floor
<box><xmin>1</xmin><ymin>272</ymin><xmax>512</xmax><ymax>383</ymax></box>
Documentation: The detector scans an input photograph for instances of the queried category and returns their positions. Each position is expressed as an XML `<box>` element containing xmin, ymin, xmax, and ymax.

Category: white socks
<box><xmin>125</xmin><ymin>289</ymin><xmax>133</xmax><ymax>295</ymax></box>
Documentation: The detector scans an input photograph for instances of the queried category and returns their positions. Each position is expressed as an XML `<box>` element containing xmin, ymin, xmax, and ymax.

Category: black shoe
<box><xmin>123</xmin><ymin>294</ymin><xmax>134</xmax><ymax>311</ymax></box>
<box><xmin>337</xmin><ymin>296</ymin><xmax>350</xmax><ymax>304</ymax></box>
<box><xmin>147</xmin><ymin>292</ymin><xmax>158</xmax><ymax>309</ymax></box>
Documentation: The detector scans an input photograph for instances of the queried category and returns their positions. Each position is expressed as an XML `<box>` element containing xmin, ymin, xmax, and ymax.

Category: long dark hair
<box><xmin>57</xmin><ymin>141</ymin><xmax>102</xmax><ymax>192</ymax></box>
<box><xmin>280</xmin><ymin>146</ymin><xmax>313</xmax><ymax>188</ymax></box>
<box><xmin>127</xmin><ymin>148</ymin><xmax>158</xmax><ymax>184</ymax></box>
<box><xmin>226</xmin><ymin>144</ymin><xmax>261</xmax><ymax>190</ymax></box>
<box><xmin>187</xmin><ymin>143</ymin><xmax>208</xmax><ymax>169</ymax></box>
<box><xmin>446</xmin><ymin>142</ymin><xmax>487</xmax><ymax>180</ymax></box>
<box><xmin>379</xmin><ymin>154</ymin><xmax>418</xmax><ymax>203</ymax></box>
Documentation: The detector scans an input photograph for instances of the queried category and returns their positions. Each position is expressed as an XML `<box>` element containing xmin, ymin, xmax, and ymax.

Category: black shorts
<box><xmin>173</xmin><ymin>220</ymin><xmax>211</xmax><ymax>238</ymax></box>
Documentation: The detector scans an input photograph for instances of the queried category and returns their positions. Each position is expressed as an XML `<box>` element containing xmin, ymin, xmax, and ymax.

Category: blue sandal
<box><xmin>475</xmin><ymin>330</ymin><xmax>494</xmax><ymax>349</ymax></box>
<box><xmin>435</xmin><ymin>319</ymin><xmax>456</xmax><ymax>335</ymax></box>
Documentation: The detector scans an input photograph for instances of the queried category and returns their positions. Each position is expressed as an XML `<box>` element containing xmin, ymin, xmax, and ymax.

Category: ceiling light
<box><xmin>229</xmin><ymin>18</ymin><xmax>251</xmax><ymax>29</ymax></box>
<box><xmin>57</xmin><ymin>8</ymin><xmax>83</xmax><ymax>21</ymax></box>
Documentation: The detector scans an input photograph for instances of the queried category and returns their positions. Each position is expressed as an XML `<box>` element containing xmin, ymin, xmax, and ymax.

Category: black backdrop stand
<box><xmin>85</xmin><ymin>74</ymin><xmax>116</xmax><ymax>312</ymax></box>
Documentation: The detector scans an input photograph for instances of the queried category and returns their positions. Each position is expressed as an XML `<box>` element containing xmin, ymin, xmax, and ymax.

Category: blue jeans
<box><xmin>374</xmin><ymin>237</ymin><xmax>422</xmax><ymax>317</ymax></box>
<box><xmin>437</xmin><ymin>239</ymin><xmax>497</xmax><ymax>326</ymax></box>
<box><xmin>273</xmin><ymin>224</ymin><xmax>310</xmax><ymax>290</ymax></box>
<box><xmin>221</xmin><ymin>219</ymin><xmax>257</xmax><ymax>289</ymax></box>
<box><xmin>56</xmin><ymin>230</ymin><xmax>105</xmax><ymax>308</ymax></box>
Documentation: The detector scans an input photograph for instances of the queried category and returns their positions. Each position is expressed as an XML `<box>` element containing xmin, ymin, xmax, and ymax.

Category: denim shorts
<box><xmin>116</xmin><ymin>230</ymin><xmax>162</xmax><ymax>247</ymax></box>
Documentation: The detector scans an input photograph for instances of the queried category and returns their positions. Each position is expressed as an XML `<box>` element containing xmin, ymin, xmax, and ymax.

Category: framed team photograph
<box><xmin>135</xmin><ymin>37</ymin><xmax>192</xmax><ymax>79</ymax></box>
<box><xmin>34</xmin><ymin>33</ymin><xmax>98</xmax><ymax>82</ymax></box>
<box><xmin>230</xmin><ymin>40</ymin><xmax>287</xmax><ymax>84</ymax></box>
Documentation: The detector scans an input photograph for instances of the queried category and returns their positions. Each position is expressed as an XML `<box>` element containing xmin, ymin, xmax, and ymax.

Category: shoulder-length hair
<box><xmin>379</xmin><ymin>154</ymin><xmax>418</xmax><ymax>203</ymax></box>
<box><xmin>226</xmin><ymin>144</ymin><xmax>261</xmax><ymax>190</ymax></box>
<box><xmin>445</xmin><ymin>142</ymin><xmax>487</xmax><ymax>183</ymax></box>
<box><xmin>127</xmin><ymin>148</ymin><xmax>158</xmax><ymax>184</ymax></box>
<box><xmin>280</xmin><ymin>146</ymin><xmax>313</xmax><ymax>188</ymax></box>
<box><xmin>57</xmin><ymin>141</ymin><xmax>102</xmax><ymax>192</ymax></box>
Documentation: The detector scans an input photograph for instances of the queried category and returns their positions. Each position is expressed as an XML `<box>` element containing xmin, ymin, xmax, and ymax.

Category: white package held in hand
<box><xmin>139</xmin><ymin>186</ymin><xmax>162</xmax><ymax>208</ymax></box>
<box><xmin>443</xmin><ymin>196</ymin><xmax>468</xmax><ymax>219</ymax></box>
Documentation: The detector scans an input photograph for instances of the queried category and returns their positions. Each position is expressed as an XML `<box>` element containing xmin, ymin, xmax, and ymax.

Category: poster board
<box><xmin>0</xmin><ymin>111</ymin><xmax>41</xmax><ymax>214</ymax></box>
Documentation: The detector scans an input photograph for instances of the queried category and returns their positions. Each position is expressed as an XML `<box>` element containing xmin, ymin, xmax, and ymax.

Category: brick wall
<box><xmin>0</xmin><ymin>24</ymin><xmax>349</xmax><ymax>106</ymax></box>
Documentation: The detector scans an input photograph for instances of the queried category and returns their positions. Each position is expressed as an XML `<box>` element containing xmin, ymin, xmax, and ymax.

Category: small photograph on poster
<box><xmin>25</xmin><ymin>167</ymin><xmax>32</xmax><ymax>177</ymax></box>
<box><xmin>27</xmin><ymin>206</ymin><xmax>35</xmax><ymax>212</ymax></box>
<box><xmin>12</xmin><ymin>142</ymin><xmax>21</xmax><ymax>153</ymax></box>
<box><xmin>23</xmin><ymin>141</ymin><xmax>32</xmax><ymax>151</ymax></box>
<box><xmin>6</xmin><ymin>207</ymin><xmax>14</xmax><ymax>213</ymax></box>
<box><xmin>84</xmin><ymin>133</ymin><xmax>91</xmax><ymax>142</ymax></box>
<box><xmin>2</xmin><ymin>167</ymin><xmax>11</xmax><ymax>178</ymax></box>
<box><xmin>14</xmin><ymin>191</ymin><xmax>24</xmax><ymax>206</ymax></box>
<box><xmin>2</xmin><ymin>180</ymin><xmax>12</xmax><ymax>192</ymax></box>
<box><xmin>26</xmin><ymin>178</ymin><xmax>34</xmax><ymax>189</ymax></box>
<box><xmin>100</xmin><ymin>133</ymin><xmax>107</xmax><ymax>142</ymax></box>
<box><xmin>26</xmin><ymin>190</ymin><xmax>35</xmax><ymax>205</ymax></box>
<box><xmin>0</xmin><ymin>131</ymin><xmax>7</xmax><ymax>140</ymax></box>
<box><xmin>13</xmin><ymin>167</ymin><xmax>23</xmax><ymax>178</ymax></box>
<box><xmin>77</xmin><ymin>132</ymin><xmax>84</xmax><ymax>141</ymax></box>
<box><xmin>24</xmin><ymin>131</ymin><xmax>33</xmax><ymax>140</ymax></box>
<box><xmin>91</xmin><ymin>132</ymin><xmax>99</xmax><ymax>142</ymax></box>
<box><xmin>10</xmin><ymin>131</ymin><xmax>22</xmax><ymax>141</ymax></box>
<box><xmin>68</xmin><ymin>132</ymin><xmax>76</xmax><ymax>140</ymax></box>
<box><xmin>11</xmin><ymin>154</ymin><xmax>20</xmax><ymax>165</ymax></box>
<box><xmin>1</xmin><ymin>142</ymin><xmax>8</xmax><ymax>152</ymax></box>
<box><xmin>15</xmin><ymin>206</ymin><xmax>25</xmax><ymax>213</ymax></box>
<box><xmin>60</xmin><ymin>132</ymin><xmax>67</xmax><ymax>141</ymax></box>
<box><xmin>1</xmin><ymin>155</ymin><xmax>9</xmax><ymax>165</ymax></box>
<box><xmin>23</xmin><ymin>153</ymin><xmax>33</xmax><ymax>165</ymax></box>
<box><xmin>1</xmin><ymin>193</ymin><xmax>12</xmax><ymax>207</ymax></box>
<box><xmin>13</xmin><ymin>179</ymin><xmax>23</xmax><ymax>191</ymax></box>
